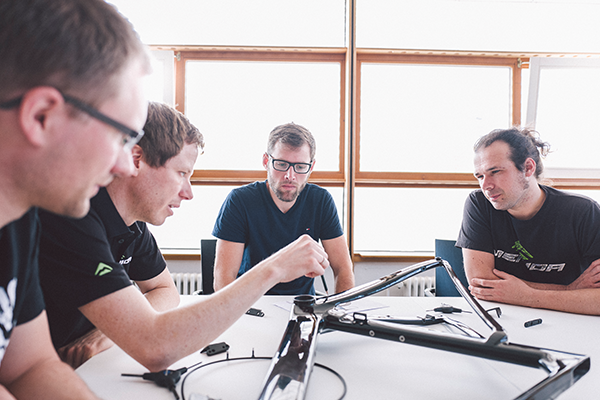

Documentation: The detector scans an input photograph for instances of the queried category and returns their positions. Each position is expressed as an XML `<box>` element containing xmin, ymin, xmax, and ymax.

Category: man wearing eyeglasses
<box><xmin>0</xmin><ymin>0</ymin><xmax>150</xmax><ymax>398</ymax></box>
<box><xmin>213</xmin><ymin>123</ymin><xmax>355</xmax><ymax>295</ymax></box>
<box><xmin>36</xmin><ymin>107</ymin><xmax>330</xmax><ymax>373</ymax></box>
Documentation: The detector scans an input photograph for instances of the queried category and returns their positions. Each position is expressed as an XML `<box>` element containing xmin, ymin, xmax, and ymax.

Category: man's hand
<box><xmin>568</xmin><ymin>259</ymin><xmax>600</xmax><ymax>290</ymax></box>
<box><xmin>266</xmin><ymin>234</ymin><xmax>328</xmax><ymax>284</ymax></box>
<box><xmin>57</xmin><ymin>328</ymin><xmax>115</xmax><ymax>369</ymax></box>
<box><xmin>469</xmin><ymin>269</ymin><xmax>533</xmax><ymax>305</ymax></box>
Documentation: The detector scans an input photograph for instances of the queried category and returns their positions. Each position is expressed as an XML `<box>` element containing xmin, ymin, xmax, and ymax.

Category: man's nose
<box><xmin>481</xmin><ymin>175</ymin><xmax>494</xmax><ymax>190</ymax></box>
<box><xmin>285</xmin><ymin>166</ymin><xmax>297</xmax><ymax>180</ymax></box>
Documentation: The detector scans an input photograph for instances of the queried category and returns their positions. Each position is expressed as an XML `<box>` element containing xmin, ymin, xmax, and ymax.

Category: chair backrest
<box><xmin>201</xmin><ymin>239</ymin><xmax>217</xmax><ymax>295</ymax></box>
<box><xmin>435</xmin><ymin>239</ymin><xmax>468</xmax><ymax>297</ymax></box>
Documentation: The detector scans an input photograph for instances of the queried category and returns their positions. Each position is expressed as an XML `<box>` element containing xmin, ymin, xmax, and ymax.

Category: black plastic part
<box><xmin>201</xmin><ymin>342</ymin><xmax>230</xmax><ymax>356</ymax></box>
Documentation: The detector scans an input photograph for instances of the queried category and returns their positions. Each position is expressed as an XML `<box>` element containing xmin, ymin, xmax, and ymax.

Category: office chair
<box><xmin>434</xmin><ymin>239</ymin><xmax>469</xmax><ymax>297</ymax></box>
<box><xmin>200</xmin><ymin>239</ymin><xmax>217</xmax><ymax>295</ymax></box>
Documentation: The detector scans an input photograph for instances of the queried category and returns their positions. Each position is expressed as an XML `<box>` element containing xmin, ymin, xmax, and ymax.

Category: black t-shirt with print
<box><xmin>457</xmin><ymin>185</ymin><xmax>600</xmax><ymax>285</ymax></box>
<box><xmin>0</xmin><ymin>208</ymin><xmax>45</xmax><ymax>363</ymax></box>
<box><xmin>38</xmin><ymin>188</ymin><xmax>167</xmax><ymax>349</ymax></box>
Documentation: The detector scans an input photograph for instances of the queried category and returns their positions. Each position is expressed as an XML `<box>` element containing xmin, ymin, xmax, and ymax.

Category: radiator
<box><xmin>171</xmin><ymin>273</ymin><xmax>435</xmax><ymax>297</ymax></box>
<box><xmin>171</xmin><ymin>272</ymin><xmax>202</xmax><ymax>295</ymax></box>
<box><xmin>396</xmin><ymin>276</ymin><xmax>436</xmax><ymax>297</ymax></box>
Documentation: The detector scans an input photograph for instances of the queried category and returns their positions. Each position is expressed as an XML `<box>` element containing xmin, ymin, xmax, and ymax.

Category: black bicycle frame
<box><xmin>258</xmin><ymin>258</ymin><xmax>590</xmax><ymax>400</ymax></box>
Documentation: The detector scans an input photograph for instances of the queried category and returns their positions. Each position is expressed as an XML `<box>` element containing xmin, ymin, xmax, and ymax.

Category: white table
<box><xmin>77</xmin><ymin>295</ymin><xmax>599</xmax><ymax>400</ymax></box>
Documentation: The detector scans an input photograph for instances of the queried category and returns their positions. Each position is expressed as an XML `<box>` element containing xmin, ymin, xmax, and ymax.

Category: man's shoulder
<box><xmin>543</xmin><ymin>185</ymin><xmax>599</xmax><ymax>208</ymax></box>
<box><xmin>230</xmin><ymin>181</ymin><xmax>266</xmax><ymax>196</ymax></box>
<box><xmin>465</xmin><ymin>189</ymin><xmax>489</xmax><ymax>207</ymax></box>
<box><xmin>301</xmin><ymin>183</ymin><xmax>332</xmax><ymax>199</ymax></box>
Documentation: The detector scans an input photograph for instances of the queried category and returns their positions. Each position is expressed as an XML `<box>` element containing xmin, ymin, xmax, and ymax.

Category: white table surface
<box><xmin>76</xmin><ymin>295</ymin><xmax>599</xmax><ymax>400</ymax></box>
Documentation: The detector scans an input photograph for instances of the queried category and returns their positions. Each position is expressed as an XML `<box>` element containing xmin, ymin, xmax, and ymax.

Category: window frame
<box><xmin>172</xmin><ymin>46</ymin><xmax>348</xmax><ymax>188</ymax></box>
<box><xmin>151</xmin><ymin>44</ymin><xmax>600</xmax><ymax>262</ymax></box>
<box><xmin>354</xmin><ymin>51</ymin><xmax>523</xmax><ymax>190</ymax></box>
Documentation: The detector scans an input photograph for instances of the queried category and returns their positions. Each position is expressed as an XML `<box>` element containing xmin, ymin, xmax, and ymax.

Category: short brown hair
<box><xmin>267</xmin><ymin>123</ymin><xmax>316</xmax><ymax>160</ymax></box>
<box><xmin>139</xmin><ymin>102</ymin><xmax>205</xmax><ymax>168</ymax></box>
<box><xmin>0</xmin><ymin>0</ymin><xmax>149</xmax><ymax>105</ymax></box>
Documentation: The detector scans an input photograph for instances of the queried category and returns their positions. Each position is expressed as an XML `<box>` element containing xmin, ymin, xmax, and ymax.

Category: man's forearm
<box><xmin>334</xmin><ymin>270</ymin><xmax>355</xmax><ymax>293</ymax></box>
<box><xmin>7</xmin><ymin>359</ymin><xmax>98</xmax><ymax>400</ymax></box>
<box><xmin>522</xmin><ymin>287</ymin><xmax>600</xmax><ymax>315</ymax></box>
<box><xmin>144</xmin><ymin>286</ymin><xmax>180</xmax><ymax>311</ymax></box>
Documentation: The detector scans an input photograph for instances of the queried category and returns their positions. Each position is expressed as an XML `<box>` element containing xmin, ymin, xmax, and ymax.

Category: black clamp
<box><xmin>201</xmin><ymin>341</ymin><xmax>230</xmax><ymax>356</ymax></box>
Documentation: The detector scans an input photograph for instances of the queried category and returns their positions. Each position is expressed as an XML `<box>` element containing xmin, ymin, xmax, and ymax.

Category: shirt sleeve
<box><xmin>212</xmin><ymin>188</ymin><xmax>249</xmax><ymax>244</ymax></box>
<box><xmin>456</xmin><ymin>190</ymin><xmax>494</xmax><ymax>254</ymax></box>
<box><xmin>126</xmin><ymin>222</ymin><xmax>167</xmax><ymax>282</ymax></box>
<box><xmin>575</xmin><ymin>198</ymin><xmax>600</xmax><ymax>268</ymax></box>
<box><xmin>318</xmin><ymin>188</ymin><xmax>344</xmax><ymax>241</ymax></box>
<box><xmin>38</xmin><ymin>210</ymin><xmax>133</xmax><ymax>310</ymax></box>
<box><xmin>13</xmin><ymin>209</ymin><xmax>45</xmax><ymax>326</ymax></box>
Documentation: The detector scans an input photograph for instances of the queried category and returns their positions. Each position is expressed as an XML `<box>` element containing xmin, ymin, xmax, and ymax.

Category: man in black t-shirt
<box><xmin>39</xmin><ymin>104</ymin><xmax>330</xmax><ymax>373</ymax></box>
<box><xmin>0</xmin><ymin>0</ymin><xmax>150</xmax><ymax>398</ymax></box>
<box><xmin>457</xmin><ymin>127</ymin><xmax>600</xmax><ymax>315</ymax></box>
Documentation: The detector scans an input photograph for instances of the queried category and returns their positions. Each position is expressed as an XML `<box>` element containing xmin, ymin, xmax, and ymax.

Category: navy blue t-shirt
<box><xmin>213</xmin><ymin>181</ymin><xmax>343</xmax><ymax>295</ymax></box>
<box><xmin>457</xmin><ymin>186</ymin><xmax>600</xmax><ymax>284</ymax></box>
<box><xmin>0</xmin><ymin>208</ymin><xmax>45</xmax><ymax>365</ymax></box>
<box><xmin>38</xmin><ymin>188</ymin><xmax>167</xmax><ymax>348</ymax></box>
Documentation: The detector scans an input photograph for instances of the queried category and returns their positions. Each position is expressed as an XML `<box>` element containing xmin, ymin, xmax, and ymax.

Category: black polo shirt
<box><xmin>38</xmin><ymin>188</ymin><xmax>166</xmax><ymax>349</ymax></box>
<box><xmin>0</xmin><ymin>208</ymin><xmax>46</xmax><ymax>364</ymax></box>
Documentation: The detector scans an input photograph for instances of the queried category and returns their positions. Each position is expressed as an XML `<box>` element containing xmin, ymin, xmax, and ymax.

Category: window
<box><xmin>106</xmin><ymin>0</ymin><xmax>600</xmax><ymax>260</ymax></box>
<box><xmin>526</xmin><ymin>58</ymin><xmax>600</xmax><ymax>176</ymax></box>
<box><xmin>184</xmin><ymin>59</ymin><xmax>343</xmax><ymax>172</ymax></box>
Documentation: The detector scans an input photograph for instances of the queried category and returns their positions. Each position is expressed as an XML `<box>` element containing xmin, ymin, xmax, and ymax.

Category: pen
<box><xmin>524</xmin><ymin>318</ymin><xmax>542</xmax><ymax>328</ymax></box>
<box><xmin>321</xmin><ymin>275</ymin><xmax>329</xmax><ymax>295</ymax></box>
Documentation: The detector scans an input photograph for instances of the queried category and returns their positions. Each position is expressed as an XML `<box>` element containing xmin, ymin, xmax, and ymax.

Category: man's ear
<box><xmin>262</xmin><ymin>152</ymin><xmax>269</xmax><ymax>170</ymax></box>
<box><xmin>131</xmin><ymin>144</ymin><xmax>144</xmax><ymax>174</ymax></box>
<box><xmin>524</xmin><ymin>158</ymin><xmax>536</xmax><ymax>177</ymax></box>
<box><xmin>18</xmin><ymin>87</ymin><xmax>64</xmax><ymax>147</ymax></box>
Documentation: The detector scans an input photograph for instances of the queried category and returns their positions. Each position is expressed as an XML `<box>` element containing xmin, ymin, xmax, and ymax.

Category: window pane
<box><xmin>109</xmin><ymin>0</ymin><xmax>345</xmax><ymax>47</ymax></box>
<box><xmin>147</xmin><ymin>186</ymin><xmax>235</xmax><ymax>250</ymax></box>
<box><xmin>146</xmin><ymin>51</ymin><xmax>174</xmax><ymax>105</ymax></box>
<box><xmin>354</xmin><ymin>187</ymin><xmax>472</xmax><ymax>253</ymax></box>
<box><xmin>534</xmin><ymin>67</ymin><xmax>600</xmax><ymax>171</ymax></box>
<box><xmin>357</xmin><ymin>0</ymin><xmax>600</xmax><ymax>53</ymax></box>
<box><xmin>186</xmin><ymin>61</ymin><xmax>341</xmax><ymax>171</ymax></box>
<box><xmin>148</xmin><ymin>185</ymin><xmax>345</xmax><ymax>251</ymax></box>
<box><xmin>360</xmin><ymin>63</ymin><xmax>511</xmax><ymax>172</ymax></box>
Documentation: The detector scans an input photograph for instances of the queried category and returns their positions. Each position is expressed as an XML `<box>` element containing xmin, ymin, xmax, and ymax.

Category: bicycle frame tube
<box><xmin>258</xmin><ymin>259</ymin><xmax>590</xmax><ymax>400</ymax></box>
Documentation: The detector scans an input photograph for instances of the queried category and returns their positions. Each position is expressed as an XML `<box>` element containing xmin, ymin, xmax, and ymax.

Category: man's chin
<box><xmin>60</xmin><ymin>200</ymin><xmax>91</xmax><ymax>220</ymax></box>
<box><xmin>276</xmin><ymin>192</ymin><xmax>298</xmax><ymax>202</ymax></box>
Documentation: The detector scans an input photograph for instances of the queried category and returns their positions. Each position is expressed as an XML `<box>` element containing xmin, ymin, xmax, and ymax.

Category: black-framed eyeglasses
<box><xmin>0</xmin><ymin>91</ymin><xmax>144</xmax><ymax>151</ymax></box>
<box><xmin>268</xmin><ymin>154</ymin><xmax>313</xmax><ymax>174</ymax></box>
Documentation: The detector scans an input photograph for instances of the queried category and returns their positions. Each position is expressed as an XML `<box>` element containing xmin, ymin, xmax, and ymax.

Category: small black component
<box><xmin>434</xmin><ymin>305</ymin><xmax>463</xmax><ymax>314</ymax></box>
<box><xmin>246</xmin><ymin>307</ymin><xmax>265</xmax><ymax>317</ymax></box>
<box><xmin>201</xmin><ymin>342</ymin><xmax>230</xmax><ymax>356</ymax></box>
<box><xmin>122</xmin><ymin>367</ymin><xmax>187</xmax><ymax>399</ymax></box>
<box><xmin>524</xmin><ymin>318</ymin><xmax>542</xmax><ymax>328</ymax></box>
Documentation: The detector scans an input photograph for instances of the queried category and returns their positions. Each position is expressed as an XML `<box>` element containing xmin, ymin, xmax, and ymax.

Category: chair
<box><xmin>434</xmin><ymin>239</ymin><xmax>469</xmax><ymax>297</ymax></box>
<box><xmin>200</xmin><ymin>239</ymin><xmax>217</xmax><ymax>295</ymax></box>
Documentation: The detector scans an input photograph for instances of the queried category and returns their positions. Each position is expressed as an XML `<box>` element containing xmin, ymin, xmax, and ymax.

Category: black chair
<box><xmin>434</xmin><ymin>239</ymin><xmax>469</xmax><ymax>297</ymax></box>
<box><xmin>200</xmin><ymin>239</ymin><xmax>217</xmax><ymax>295</ymax></box>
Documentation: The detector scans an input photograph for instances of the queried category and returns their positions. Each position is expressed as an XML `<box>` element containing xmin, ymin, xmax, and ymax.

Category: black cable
<box><xmin>180</xmin><ymin>353</ymin><xmax>347</xmax><ymax>400</ymax></box>
<box><xmin>122</xmin><ymin>360</ymin><xmax>204</xmax><ymax>400</ymax></box>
